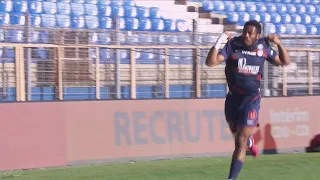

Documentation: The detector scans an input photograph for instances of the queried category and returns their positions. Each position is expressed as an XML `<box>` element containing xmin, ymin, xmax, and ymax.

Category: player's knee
<box><xmin>235</xmin><ymin>130</ymin><xmax>251</xmax><ymax>151</ymax></box>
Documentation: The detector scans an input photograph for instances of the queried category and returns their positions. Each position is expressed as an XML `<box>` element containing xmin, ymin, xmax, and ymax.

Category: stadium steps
<box><xmin>175</xmin><ymin>0</ymin><xmax>237</xmax><ymax>33</ymax></box>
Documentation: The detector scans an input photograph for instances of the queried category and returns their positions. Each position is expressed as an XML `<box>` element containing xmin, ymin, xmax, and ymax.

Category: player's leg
<box><xmin>227</xmin><ymin>96</ymin><xmax>261</xmax><ymax>180</ymax></box>
<box><xmin>224</xmin><ymin>92</ymin><xmax>238</xmax><ymax>137</ymax></box>
<box><xmin>224</xmin><ymin>93</ymin><xmax>256</xmax><ymax>149</ymax></box>
<box><xmin>228</xmin><ymin>126</ymin><xmax>256</xmax><ymax>180</ymax></box>
<box><xmin>246</xmin><ymin>96</ymin><xmax>261</xmax><ymax>158</ymax></box>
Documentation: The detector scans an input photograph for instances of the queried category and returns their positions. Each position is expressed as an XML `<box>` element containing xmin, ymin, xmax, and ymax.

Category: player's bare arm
<box><xmin>268</xmin><ymin>34</ymin><xmax>290</xmax><ymax>66</ymax></box>
<box><xmin>205</xmin><ymin>32</ymin><xmax>231</xmax><ymax>67</ymax></box>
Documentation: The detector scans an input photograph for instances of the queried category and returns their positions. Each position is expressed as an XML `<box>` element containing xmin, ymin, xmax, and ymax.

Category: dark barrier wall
<box><xmin>0</xmin><ymin>97</ymin><xmax>319</xmax><ymax>171</ymax></box>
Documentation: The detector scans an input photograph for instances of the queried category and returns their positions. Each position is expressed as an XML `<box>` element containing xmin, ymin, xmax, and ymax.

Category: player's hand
<box><xmin>267</xmin><ymin>34</ymin><xmax>282</xmax><ymax>46</ymax></box>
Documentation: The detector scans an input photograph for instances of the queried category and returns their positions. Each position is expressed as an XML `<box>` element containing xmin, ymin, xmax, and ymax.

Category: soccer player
<box><xmin>205</xmin><ymin>20</ymin><xmax>290</xmax><ymax>180</ymax></box>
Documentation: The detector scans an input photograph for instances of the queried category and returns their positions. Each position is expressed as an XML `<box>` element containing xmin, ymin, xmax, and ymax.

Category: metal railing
<box><xmin>0</xmin><ymin>42</ymin><xmax>319</xmax><ymax>102</ymax></box>
<box><xmin>0</xmin><ymin>16</ymin><xmax>319</xmax><ymax>101</ymax></box>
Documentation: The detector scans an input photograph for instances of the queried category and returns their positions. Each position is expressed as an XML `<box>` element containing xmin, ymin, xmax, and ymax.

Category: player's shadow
<box><xmin>251</xmin><ymin>123</ymin><xmax>278</xmax><ymax>155</ymax></box>
<box><xmin>306</xmin><ymin>134</ymin><xmax>320</xmax><ymax>153</ymax></box>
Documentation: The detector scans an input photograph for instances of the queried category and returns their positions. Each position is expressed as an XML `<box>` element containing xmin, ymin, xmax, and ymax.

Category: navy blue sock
<box><xmin>228</xmin><ymin>159</ymin><xmax>244</xmax><ymax>180</ymax></box>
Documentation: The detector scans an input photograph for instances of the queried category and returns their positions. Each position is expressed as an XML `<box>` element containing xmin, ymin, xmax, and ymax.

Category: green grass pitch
<box><xmin>1</xmin><ymin>153</ymin><xmax>319</xmax><ymax>180</ymax></box>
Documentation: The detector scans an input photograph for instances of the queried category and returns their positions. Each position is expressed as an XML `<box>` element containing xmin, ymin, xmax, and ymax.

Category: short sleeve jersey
<box><xmin>219</xmin><ymin>36</ymin><xmax>278</xmax><ymax>95</ymax></box>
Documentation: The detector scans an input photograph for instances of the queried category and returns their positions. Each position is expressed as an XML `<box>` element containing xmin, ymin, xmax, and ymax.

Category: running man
<box><xmin>205</xmin><ymin>20</ymin><xmax>290</xmax><ymax>180</ymax></box>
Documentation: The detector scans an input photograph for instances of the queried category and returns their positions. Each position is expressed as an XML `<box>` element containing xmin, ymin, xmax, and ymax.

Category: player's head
<box><xmin>242</xmin><ymin>20</ymin><xmax>262</xmax><ymax>47</ymax></box>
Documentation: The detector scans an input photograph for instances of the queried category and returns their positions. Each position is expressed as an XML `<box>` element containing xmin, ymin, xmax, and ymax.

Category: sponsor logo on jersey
<box><xmin>241</xmin><ymin>51</ymin><xmax>257</xmax><ymax>56</ymax></box>
<box><xmin>236</xmin><ymin>44</ymin><xmax>264</xmax><ymax>57</ymax></box>
<box><xmin>238</xmin><ymin>58</ymin><xmax>260</xmax><ymax>75</ymax></box>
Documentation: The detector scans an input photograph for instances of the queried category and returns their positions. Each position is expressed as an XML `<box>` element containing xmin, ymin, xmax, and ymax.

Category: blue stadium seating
<box><xmin>1</xmin><ymin>0</ymin><xmax>319</xmax><ymax>101</ymax></box>
<box><xmin>201</xmin><ymin>0</ymin><xmax>320</xmax><ymax>34</ymax></box>
<box><xmin>0</xmin><ymin>0</ymin><xmax>189</xmax><ymax>34</ymax></box>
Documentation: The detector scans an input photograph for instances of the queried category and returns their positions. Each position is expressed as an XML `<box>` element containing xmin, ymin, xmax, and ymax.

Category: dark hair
<box><xmin>244</xmin><ymin>20</ymin><xmax>262</xmax><ymax>34</ymax></box>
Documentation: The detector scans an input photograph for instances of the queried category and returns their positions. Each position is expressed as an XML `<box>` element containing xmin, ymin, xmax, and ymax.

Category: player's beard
<box><xmin>243</xmin><ymin>37</ymin><xmax>257</xmax><ymax>47</ymax></box>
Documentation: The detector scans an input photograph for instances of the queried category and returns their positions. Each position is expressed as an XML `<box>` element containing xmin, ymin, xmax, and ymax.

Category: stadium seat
<box><xmin>235</xmin><ymin>1</ymin><xmax>246</xmax><ymax>12</ymax></box>
<box><xmin>286</xmin><ymin>4</ymin><xmax>297</xmax><ymax>14</ymax></box>
<box><xmin>72</xmin><ymin>0</ymin><xmax>85</xmax><ymax>3</ymax></box>
<box><xmin>86</xmin><ymin>0</ymin><xmax>97</xmax><ymax>4</ymax></box>
<box><xmin>98</xmin><ymin>0</ymin><xmax>111</xmax><ymax>5</ymax></box>
<box><xmin>238</xmin><ymin>12</ymin><xmax>250</xmax><ymax>25</ymax></box>
<box><xmin>306</xmin><ymin>24</ymin><xmax>317</xmax><ymax>34</ymax></box>
<box><xmin>99</xmin><ymin>5</ymin><xmax>111</xmax><ymax>16</ymax></box>
<box><xmin>58</xmin><ymin>0</ymin><xmax>71</xmax><ymax>3</ymax></box>
<box><xmin>0</xmin><ymin>12</ymin><xmax>10</xmax><ymax>25</ymax></box>
<box><xmin>178</xmin><ymin>34</ymin><xmax>192</xmax><ymax>45</ymax></box>
<box><xmin>246</xmin><ymin>2</ymin><xmax>257</xmax><ymax>12</ymax></box>
<box><xmin>71</xmin><ymin>15</ymin><xmax>85</xmax><ymax>28</ymax></box>
<box><xmin>111</xmin><ymin>0</ymin><xmax>134</xmax><ymax>6</ymax></box>
<box><xmin>227</xmin><ymin>12</ymin><xmax>239</xmax><ymax>23</ymax></box>
<box><xmin>85</xmin><ymin>4</ymin><xmax>98</xmax><ymax>16</ymax></box>
<box><xmin>98</xmin><ymin>32</ymin><xmax>111</xmax><ymax>44</ymax></box>
<box><xmin>266</xmin><ymin>3</ymin><xmax>277</xmax><ymax>13</ymax></box>
<box><xmin>111</xmin><ymin>5</ymin><xmax>124</xmax><ymax>17</ymax></box>
<box><xmin>311</xmin><ymin>14</ymin><xmax>320</xmax><ymax>24</ymax></box>
<box><xmin>125</xmin><ymin>17</ymin><xmax>139</xmax><ymax>31</ymax></box>
<box><xmin>164</xmin><ymin>19</ymin><xmax>176</xmax><ymax>32</ymax></box>
<box><xmin>306</xmin><ymin>5</ymin><xmax>316</xmax><ymax>14</ymax></box>
<box><xmin>136</xmin><ymin>6</ymin><xmax>149</xmax><ymax>19</ymax></box>
<box><xmin>285</xmin><ymin>24</ymin><xmax>297</xmax><ymax>34</ymax></box>
<box><xmin>41</xmin><ymin>14</ymin><xmax>56</xmax><ymax>27</ymax></box>
<box><xmin>13</xmin><ymin>0</ymin><xmax>27</xmax><ymax>13</ymax></box>
<box><xmin>138</xmin><ymin>18</ymin><xmax>151</xmax><ymax>31</ymax></box>
<box><xmin>291</xmin><ymin>14</ymin><xmax>302</xmax><ymax>24</ymax></box>
<box><xmin>301</xmin><ymin>14</ymin><xmax>312</xmax><ymax>24</ymax></box>
<box><xmin>36</xmin><ymin>47</ymin><xmax>49</xmax><ymax>59</ymax></box>
<box><xmin>281</xmin><ymin>13</ymin><xmax>291</xmax><ymax>24</ymax></box>
<box><xmin>7</xmin><ymin>30</ymin><xmax>23</xmax><ymax>42</ymax></box>
<box><xmin>85</xmin><ymin>15</ymin><xmax>99</xmax><ymax>29</ymax></box>
<box><xmin>4</xmin><ymin>47</ymin><xmax>14</xmax><ymax>59</ymax></box>
<box><xmin>0</xmin><ymin>0</ymin><xmax>13</xmax><ymax>12</ymax></box>
<box><xmin>56</xmin><ymin>14</ymin><xmax>71</xmax><ymax>28</ymax></box>
<box><xmin>138</xmin><ymin>34</ymin><xmax>151</xmax><ymax>44</ymax></box>
<box><xmin>10</xmin><ymin>13</ymin><xmax>25</xmax><ymax>25</ymax></box>
<box><xmin>296</xmin><ymin>24</ymin><xmax>307</xmax><ymax>34</ymax></box>
<box><xmin>99</xmin><ymin>48</ymin><xmax>112</xmax><ymax>63</ymax></box>
<box><xmin>28</xmin><ymin>1</ymin><xmax>42</xmax><ymax>14</ymax></box>
<box><xmin>261</xmin><ymin>13</ymin><xmax>271</xmax><ymax>23</ymax></box>
<box><xmin>224</xmin><ymin>1</ymin><xmax>236</xmax><ymax>12</ymax></box>
<box><xmin>202</xmin><ymin>1</ymin><xmax>213</xmax><ymax>11</ymax></box>
<box><xmin>124</xmin><ymin>5</ymin><xmax>137</xmax><ymax>18</ymax></box>
<box><xmin>149</xmin><ymin>7</ymin><xmax>160</xmax><ymax>19</ymax></box>
<box><xmin>89</xmin><ymin>32</ymin><xmax>98</xmax><ymax>44</ymax></box>
<box><xmin>165</xmin><ymin>35</ymin><xmax>178</xmax><ymax>45</ymax></box>
<box><xmin>57</xmin><ymin>2</ymin><xmax>71</xmax><ymax>15</ymax></box>
<box><xmin>30</xmin><ymin>13</ymin><xmax>41</xmax><ymax>27</ymax></box>
<box><xmin>39</xmin><ymin>31</ymin><xmax>49</xmax><ymax>43</ymax></box>
<box><xmin>99</xmin><ymin>16</ymin><xmax>113</xmax><ymax>29</ymax></box>
<box><xmin>256</xmin><ymin>2</ymin><xmax>267</xmax><ymax>13</ymax></box>
<box><xmin>151</xmin><ymin>18</ymin><xmax>164</xmax><ymax>31</ymax></box>
<box><xmin>250</xmin><ymin>13</ymin><xmax>261</xmax><ymax>22</ymax></box>
<box><xmin>276</xmin><ymin>24</ymin><xmax>286</xmax><ymax>34</ymax></box>
<box><xmin>43</xmin><ymin>2</ymin><xmax>57</xmax><ymax>14</ymax></box>
<box><xmin>271</xmin><ymin>13</ymin><xmax>281</xmax><ymax>24</ymax></box>
<box><xmin>180</xmin><ymin>49</ymin><xmax>193</xmax><ymax>62</ymax></box>
<box><xmin>296</xmin><ymin>4</ymin><xmax>306</xmax><ymax>14</ymax></box>
<box><xmin>71</xmin><ymin>3</ymin><xmax>85</xmax><ymax>16</ymax></box>
<box><xmin>31</xmin><ymin>31</ymin><xmax>39</xmax><ymax>43</ymax></box>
